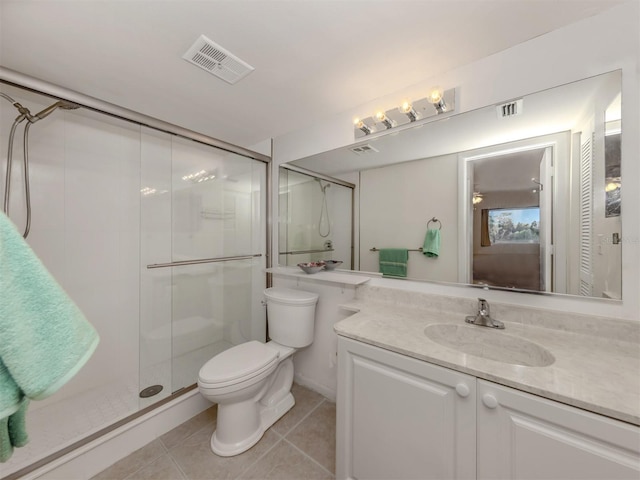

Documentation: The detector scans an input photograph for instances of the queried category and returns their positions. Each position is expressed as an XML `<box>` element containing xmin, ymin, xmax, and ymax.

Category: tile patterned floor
<box><xmin>91</xmin><ymin>384</ymin><xmax>336</xmax><ymax>480</ymax></box>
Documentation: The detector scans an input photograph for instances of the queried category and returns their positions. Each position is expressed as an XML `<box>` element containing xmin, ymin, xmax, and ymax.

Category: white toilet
<box><xmin>197</xmin><ymin>287</ymin><xmax>319</xmax><ymax>457</ymax></box>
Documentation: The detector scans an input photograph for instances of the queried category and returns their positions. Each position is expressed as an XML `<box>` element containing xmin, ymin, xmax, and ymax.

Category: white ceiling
<box><xmin>0</xmin><ymin>0</ymin><xmax>625</xmax><ymax>151</ymax></box>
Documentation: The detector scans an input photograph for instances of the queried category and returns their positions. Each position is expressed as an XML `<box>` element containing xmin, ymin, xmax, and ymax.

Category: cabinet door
<box><xmin>337</xmin><ymin>337</ymin><xmax>476</xmax><ymax>480</ymax></box>
<box><xmin>477</xmin><ymin>380</ymin><xmax>640</xmax><ymax>480</ymax></box>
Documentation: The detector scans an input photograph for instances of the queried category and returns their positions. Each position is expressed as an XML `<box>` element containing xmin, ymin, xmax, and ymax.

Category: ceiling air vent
<box><xmin>350</xmin><ymin>144</ymin><xmax>379</xmax><ymax>155</ymax></box>
<box><xmin>183</xmin><ymin>35</ymin><xmax>254</xmax><ymax>85</ymax></box>
<box><xmin>497</xmin><ymin>99</ymin><xmax>523</xmax><ymax>118</ymax></box>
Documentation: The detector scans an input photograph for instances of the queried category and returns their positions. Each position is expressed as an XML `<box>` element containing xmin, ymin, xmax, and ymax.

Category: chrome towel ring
<box><xmin>427</xmin><ymin>217</ymin><xmax>442</xmax><ymax>230</ymax></box>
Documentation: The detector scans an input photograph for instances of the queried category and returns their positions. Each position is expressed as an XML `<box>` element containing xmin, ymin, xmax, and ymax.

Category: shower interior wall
<box><xmin>0</xmin><ymin>84</ymin><xmax>266</xmax><ymax>477</ymax></box>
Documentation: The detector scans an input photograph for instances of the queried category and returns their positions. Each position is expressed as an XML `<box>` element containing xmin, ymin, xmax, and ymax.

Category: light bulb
<box><xmin>428</xmin><ymin>87</ymin><xmax>447</xmax><ymax>113</ymax></box>
<box><xmin>605</xmin><ymin>181</ymin><xmax>620</xmax><ymax>192</ymax></box>
<box><xmin>354</xmin><ymin>118</ymin><xmax>372</xmax><ymax>135</ymax></box>
<box><xmin>399</xmin><ymin>100</ymin><xmax>418</xmax><ymax>122</ymax></box>
<box><xmin>400</xmin><ymin>101</ymin><xmax>412</xmax><ymax>113</ymax></box>
<box><xmin>428</xmin><ymin>88</ymin><xmax>443</xmax><ymax>104</ymax></box>
<box><xmin>375</xmin><ymin>111</ymin><xmax>393</xmax><ymax>129</ymax></box>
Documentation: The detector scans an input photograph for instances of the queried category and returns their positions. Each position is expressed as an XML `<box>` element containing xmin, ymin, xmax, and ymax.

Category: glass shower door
<box><xmin>140</xmin><ymin>131</ymin><xmax>266</xmax><ymax>403</ymax></box>
<box><xmin>169</xmin><ymin>137</ymin><xmax>266</xmax><ymax>394</ymax></box>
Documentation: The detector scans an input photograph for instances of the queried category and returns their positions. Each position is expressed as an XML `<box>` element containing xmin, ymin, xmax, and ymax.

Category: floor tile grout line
<box><xmin>167</xmin><ymin>451</ymin><xmax>189</xmax><ymax>480</ymax></box>
<box><xmin>282</xmin><ymin>437</ymin><xmax>336</xmax><ymax>478</ymax></box>
<box><xmin>232</xmin><ymin>433</ymin><xmax>286</xmax><ymax>480</ymax></box>
<box><xmin>278</xmin><ymin>397</ymin><xmax>327</xmax><ymax>438</ymax></box>
<box><xmin>158</xmin><ymin>437</ymin><xmax>170</xmax><ymax>453</ymax></box>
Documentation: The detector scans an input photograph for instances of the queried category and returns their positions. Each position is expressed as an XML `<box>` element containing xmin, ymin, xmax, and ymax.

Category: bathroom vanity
<box><xmin>334</xmin><ymin>288</ymin><xmax>640</xmax><ymax>480</ymax></box>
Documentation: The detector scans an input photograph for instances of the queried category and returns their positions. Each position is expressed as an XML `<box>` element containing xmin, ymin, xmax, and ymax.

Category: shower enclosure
<box><xmin>278</xmin><ymin>166</ymin><xmax>353</xmax><ymax>268</ymax></box>
<box><xmin>0</xmin><ymin>79</ymin><xmax>267</xmax><ymax>478</ymax></box>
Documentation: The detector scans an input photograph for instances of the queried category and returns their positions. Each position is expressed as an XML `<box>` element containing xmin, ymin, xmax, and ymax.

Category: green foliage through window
<box><xmin>488</xmin><ymin>207</ymin><xmax>540</xmax><ymax>244</ymax></box>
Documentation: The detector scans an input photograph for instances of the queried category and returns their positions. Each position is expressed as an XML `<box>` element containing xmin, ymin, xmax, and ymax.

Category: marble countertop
<box><xmin>334</xmin><ymin>298</ymin><xmax>640</xmax><ymax>426</ymax></box>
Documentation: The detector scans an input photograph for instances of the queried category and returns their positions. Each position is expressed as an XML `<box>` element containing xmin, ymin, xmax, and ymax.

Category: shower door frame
<box><xmin>0</xmin><ymin>65</ymin><xmax>272</xmax><ymax>480</ymax></box>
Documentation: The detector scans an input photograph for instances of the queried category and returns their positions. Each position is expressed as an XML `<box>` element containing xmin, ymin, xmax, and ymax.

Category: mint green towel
<box><xmin>0</xmin><ymin>397</ymin><xmax>28</xmax><ymax>462</ymax></box>
<box><xmin>423</xmin><ymin>228</ymin><xmax>441</xmax><ymax>258</ymax></box>
<box><xmin>379</xmin><ymin>248</ymin><xmax>409</xmax><ymax>277</ymax></box>
<box><xmin>0</xmin><ymin>212</ymin><xmax>99</xmax><ymax>462</ymax></box>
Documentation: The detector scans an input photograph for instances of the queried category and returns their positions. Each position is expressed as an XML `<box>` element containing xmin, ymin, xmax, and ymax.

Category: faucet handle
<box><xmin>478</xmin><ymin>298</ymin><xmax>490</xmax><ymax>314</ymax></box>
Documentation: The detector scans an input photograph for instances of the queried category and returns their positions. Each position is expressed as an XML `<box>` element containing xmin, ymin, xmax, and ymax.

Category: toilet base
<box><xmin>211</xmin><ymin>392</ymin><xmax>295</xmax><ymax>456</ymax></box>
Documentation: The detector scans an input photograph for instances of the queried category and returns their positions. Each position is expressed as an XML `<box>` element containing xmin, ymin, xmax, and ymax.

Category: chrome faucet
<box><xmin>465</xmin><ymin>298</ymin><xmax>504</xmax><ymax>329</ymax></box>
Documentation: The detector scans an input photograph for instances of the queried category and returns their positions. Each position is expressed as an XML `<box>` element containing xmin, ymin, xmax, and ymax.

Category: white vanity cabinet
<box><xmin>337</xmin><ymin>337</ymin><xmax>640</xmax><ymax>480</ymax></box>
<box><xmin>336</xmin><ymin>337</ymin><xmax>477</xmax><ymax>480</ymax></box>
<box><xmin>476</xmin><ymin>380</ymin><xmax>640</xmax><ymax>480</ymax></box>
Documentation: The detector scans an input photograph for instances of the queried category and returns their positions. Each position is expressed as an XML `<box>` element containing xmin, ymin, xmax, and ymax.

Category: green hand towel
<box><xmin>423</xmin><ymin>228</ymin><xmax>441</xmax><ymax>258</ymax></box>
<box><xmin>379</xmin><ymin>248</ymin><xmax>409</xmax><ymax>277</ymax></box>
<box><xmin>0</xmin><ymin>212</ymin><xmax>99</xmax><ymax>461</ymax></box>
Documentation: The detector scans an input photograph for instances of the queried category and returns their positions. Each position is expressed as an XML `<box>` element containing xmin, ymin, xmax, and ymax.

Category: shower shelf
<box><xmin>265</xmin><ymin>267</ymin><xmax>372</xmax><ymax>286</ymax></box>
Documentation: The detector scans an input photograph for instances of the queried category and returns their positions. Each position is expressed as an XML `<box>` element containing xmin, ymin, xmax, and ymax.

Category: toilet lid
<box><xmin>198</xmin><ymin>341</ymin><xmax>279</xmax><ymax>385</ymax></box>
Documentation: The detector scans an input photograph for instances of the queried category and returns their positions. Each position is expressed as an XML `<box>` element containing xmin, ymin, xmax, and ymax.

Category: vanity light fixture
<box><xmin>400</xmin><ymin>101</ymin><xmax>419</xmax><ymax>122</ymax></box>
<box><xmin>353</xmin><ymin>87</ymin><xmax>455</xmax><ymax>139</ymax></box>
<box><xmin>472</xmin><ymin>192</ymin><xmax>484</xmax><ymax>205</ymax></box>
<box><xmin>375</xmin><ymin>111</ymin><xmax>394</xmax><ymax>129</ymax></box>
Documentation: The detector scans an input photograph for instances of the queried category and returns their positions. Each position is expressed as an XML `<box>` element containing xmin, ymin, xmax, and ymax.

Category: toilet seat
<box><xmin>198</xmin><ymin>341</ymin><xmax>279</xmax><ymax>389</ymax></box>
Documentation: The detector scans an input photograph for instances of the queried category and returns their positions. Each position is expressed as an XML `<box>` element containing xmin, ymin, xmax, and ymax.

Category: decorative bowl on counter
<box><xmin>297</xmin><ymin>261</ymin><xmax>326</xmax><ymax>274</ymax></box>
<box><xmin>323</xmin><ymin>260</ymin><xmax>343</xmax><ymax>270</ymax></box>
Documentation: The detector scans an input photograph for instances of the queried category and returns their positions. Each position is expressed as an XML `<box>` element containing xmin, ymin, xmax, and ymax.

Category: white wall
<box><xmin>272</xmin><ymin>1</ymin><xmax>640</xmax><ymax>321</ymax></box>
<box><xmin>359</xmin><ymin>154</ymin><xmax>458</xmax><ymax>282</ymax></box>
<box><xmin>269</xmin><ymin>274</ymin><xmax>360</xmax><ymax>401</ymax></box>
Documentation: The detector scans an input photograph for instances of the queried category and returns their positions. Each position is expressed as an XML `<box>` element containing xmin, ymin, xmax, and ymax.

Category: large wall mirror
<box><xmin>280</xmin><ymin>70</ymin><xmax>622</xmax><ymax>300</ymax></box>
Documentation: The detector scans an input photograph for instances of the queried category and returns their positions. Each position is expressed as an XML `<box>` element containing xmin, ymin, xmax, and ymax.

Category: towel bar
<box><xmin>279</xmin><ymin>248</ymin><xmax>335</xmax><ymax>255</ymax></box>
<box><xmin>370</xmin><ymin>247</ymin><xmax>423</xmax><ymax>252</ymax></box>
<box><xmin>147</xmin><ymin>253</ymin><xmax>262</xmax><ymax>269</ymax></box>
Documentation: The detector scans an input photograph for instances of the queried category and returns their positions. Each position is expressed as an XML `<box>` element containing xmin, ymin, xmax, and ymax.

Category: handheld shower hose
<box><xmin>1</xmin><ymin>94</ymin><xmax>79</xmax><ymax>238</ymax></box>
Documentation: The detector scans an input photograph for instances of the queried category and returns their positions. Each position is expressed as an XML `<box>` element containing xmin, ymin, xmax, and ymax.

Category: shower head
<box><xmin>31</xmin><ymin>100</ymin><xmax>80</xmax><ymax>122</ymax></box>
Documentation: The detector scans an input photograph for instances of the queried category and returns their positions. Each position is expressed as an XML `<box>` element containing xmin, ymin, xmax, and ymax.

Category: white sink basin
<box><xmin>424</xmin><ymin>324</ymin><xmax>555</xmax><ymax>367</ymax></box>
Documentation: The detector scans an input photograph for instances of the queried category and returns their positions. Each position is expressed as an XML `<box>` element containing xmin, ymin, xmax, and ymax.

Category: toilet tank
<box><xmin>264</xmin><ymin>287</ymin><xmax>318</xmax><ymax>348</ymax></box>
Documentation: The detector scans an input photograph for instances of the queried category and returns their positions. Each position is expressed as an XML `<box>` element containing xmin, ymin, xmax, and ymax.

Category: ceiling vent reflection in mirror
<box><xmin>350</xmin><ymin>144</ymin><xmax>379</xmax><ymax>155</ymax></box>
<box><xmin>354</xmin><ymin>87</ymin><xmax>455</xmax><ymax>139</ymax></box>
<box><xmin>183</xmin><ymin>35</ymin><xmax>255</xmax><ymax>85</ymax></box>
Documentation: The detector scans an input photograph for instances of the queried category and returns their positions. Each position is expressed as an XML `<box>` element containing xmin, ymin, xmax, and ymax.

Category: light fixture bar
<box><xmin>354</xmin><ymin>87</ymin><xmax>455</xmax><ymax>139</ymax></box>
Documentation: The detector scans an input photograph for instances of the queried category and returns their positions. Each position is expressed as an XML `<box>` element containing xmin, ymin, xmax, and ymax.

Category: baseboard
<box><xmin>22</xmin><ymin>390</ymin><xmax>210</xmax><ymax>480</ymax></box>
<box><xmin>293</xmin><ymin>372</ymin><xmax>336</xmax><ymax>402</ymax></box>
